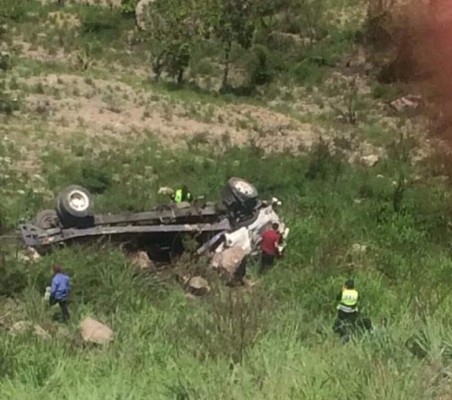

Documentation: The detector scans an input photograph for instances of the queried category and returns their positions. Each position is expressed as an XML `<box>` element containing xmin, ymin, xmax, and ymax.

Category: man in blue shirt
<box><xmin>49</xmin><ymin>265</ymin><xmax>70</xmax><ymax>322</ymax></box>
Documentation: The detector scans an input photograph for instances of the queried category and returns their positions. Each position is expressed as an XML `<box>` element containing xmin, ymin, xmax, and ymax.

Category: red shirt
<box><xmin>261</xmin><ymin>229</ymin><xmax>281</xmax><ymax>256</ymax></box>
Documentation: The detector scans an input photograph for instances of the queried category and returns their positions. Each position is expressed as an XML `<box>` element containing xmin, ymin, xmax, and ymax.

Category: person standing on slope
<box><xmin>336</xmin><ymin>279</ymin><xmax>359</xmax><ymax>323</ymax></box>
<box><xmin>49</xmin><ymin>265</ymin><xmax>70</xmax><ymax>323</ymax></box>
<box><xmin>259</xmin><ymin>222</ymin><xmax>281</xmax><ymax>274</ymax></box>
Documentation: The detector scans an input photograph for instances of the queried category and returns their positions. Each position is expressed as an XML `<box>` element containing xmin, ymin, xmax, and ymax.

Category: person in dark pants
<box><xmin>336</xmin><ymin>279</ymin><xmax>359</xmax><ymax>323</ymax></box>
<box><xmin>259</xmin><ymin>222</ymin><xmax>281</xmax><ymax>274</ymax></box>
<box><xmin>333</xmin><ymin>279</ymin><xmax>359</xmax><ymax>342</ymax></box>
<box><xmin>49</xmin><ymin>265</ymin><xmax>70</xmax><ymax>323</ymax></box>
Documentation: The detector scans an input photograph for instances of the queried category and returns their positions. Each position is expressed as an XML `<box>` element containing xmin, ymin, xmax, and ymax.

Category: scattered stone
<box><xmin>80</xmin><ymin>317</ymin><xmax>113</xmax><ymax>345</ymax></box>
<box><xmin>33</xmin><ymin>324</ymin><xmax>51</xmax><ymax>339</ymax></box>
<box><xmin>351</xmin><ymin>243</ymin><xmax>367</xmax><ymax>253</ymax></box>
<box><xmin>157</xmin><ymin>186</ymin><xmax>174</xmax><ymax>196</ymax></box>
<box><xmin>10</xmin><ymin>320</ymin><xmax>31</xmax><ymax>335</ymax></box>
<box><xmin>243</xmin><ymin>278</ymin><xmax>257</xmax><ymax>288</ymax></box>
<box><xmin>389</xmin><ymin>95</ymin><xmax>423</xmax><ymax>113</ymax></box>
<box><xmin>187</xmin><ymin>276</ymin><xmax>210</xmax><ymax>296</ymax></box>
<box><xmin>10</xmin><ymin>321</ymin><xmax>50</xmax><ymax>339</ymax></box>
<box><xmin>130</xmin><ymin>251</ymin><xmax>154</xmax><ymax>272</ymax></box>
<box><xmin>360</xmin><ymin>154</ymin><xmax>380</xmax><ymax>167</ymax></box>
<box><xmin>17</xmin><ymin>247</ymin><xmax>41</xmax><ymax>263</ymax></box>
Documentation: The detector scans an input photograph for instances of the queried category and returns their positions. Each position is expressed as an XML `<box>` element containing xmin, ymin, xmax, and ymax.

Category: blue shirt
<box><xmin>51</xmin><ymin>273</ymin><xmax>70</xmax><ymax>300</ymax></box>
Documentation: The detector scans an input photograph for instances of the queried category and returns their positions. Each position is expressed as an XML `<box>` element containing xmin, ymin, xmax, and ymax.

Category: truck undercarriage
<box><xmin>18</xmin><ymin>178</ymin><xmax>289</xmax><ymax>261</ymax></box>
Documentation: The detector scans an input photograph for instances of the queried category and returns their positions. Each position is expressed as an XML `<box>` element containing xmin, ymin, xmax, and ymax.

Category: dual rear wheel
<box><xmin>34</xmin><ymin>185</ymin><xmax>94</xmax><ymax>229</ymax></box>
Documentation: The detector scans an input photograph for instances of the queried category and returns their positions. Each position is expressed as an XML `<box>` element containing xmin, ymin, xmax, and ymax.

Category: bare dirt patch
<box><xmin>20</xmin><ymin>73</ymin><xmax>322</xmax><ymax>153</ymax></box>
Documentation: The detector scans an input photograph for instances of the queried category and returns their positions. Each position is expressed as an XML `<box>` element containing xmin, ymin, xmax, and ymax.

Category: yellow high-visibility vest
<box><xmin>174</xmin><ymin>189</ymin><xmax>183</xmax><ymax>203</ymax></box>
<box><xmin>340</xmin><ymin>289</ymin><xmax>358</xmax><ymax>306</ymax></box>
<box><xmin>174</xmin><ymin>189</ymin><xmax>192</xmax><ymax>203</ymax></box>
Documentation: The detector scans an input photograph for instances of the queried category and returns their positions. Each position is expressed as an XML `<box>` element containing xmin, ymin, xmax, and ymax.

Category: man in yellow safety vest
<box><xmin>172</xmin><ymin>185</ymin><xmax>192</xmax><ymax>204</ymax></box>
<box><xmin>336</xmin><ymin>279</ymin><xmax>359</xmax><ymax>323</ymax></box>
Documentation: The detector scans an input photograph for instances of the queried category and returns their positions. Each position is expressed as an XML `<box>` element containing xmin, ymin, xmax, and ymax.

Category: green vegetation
<box><xmin>0</xmin><ymin>0</ymin><xmax>366</xmax><ymax>94</ymax></box>
<box><xmin>0</xmin><ymin>0</ymin><xmax>449</xmax><ymax>398</ymax></box>
<box><xmin>1</xmin><ymin>133</ymin><xmax>452</xmax><ymax>398</ymax></box>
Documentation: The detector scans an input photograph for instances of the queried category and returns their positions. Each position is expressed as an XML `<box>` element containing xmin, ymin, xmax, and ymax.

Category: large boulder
<box><xmin>211</xmin><ymin>246</ymin><xmax>247</xmax><ymax>283</ymax></box>
<box><xmin>80</xmin><ymin>317</ymin><xmax>113</xmax><ymax>345</ymax></box>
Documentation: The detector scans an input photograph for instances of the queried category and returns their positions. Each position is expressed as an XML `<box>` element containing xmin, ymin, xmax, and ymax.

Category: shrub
<box><xmin>81</xmin><ymin>164</ymin><xmax>113</xmax><ymax>195</ymax></box>
<box><xmin>247</xmin><ymin>45</ymin><xmax>274</xmax><ymax>87</ymax></box>
<box><xmin>0</xmin><ymin>255</ymin><xmax>27</xmax><ymax>297</ymax></box>
<box><xmin>0</xmin><ymin>0</ymin><xmax>27</xmax><ymax>22</ymax></box>
<box><xmin>121</xmin><ymin>0</ymin><xmax>139</xmax><ymax>15</ymax></box>
<box><xmin>184</xmin><ymin>285</ymin><xmax>269</xmax><ymax>363</ymax></box>
<box><xmin>305</xmin><ymin>138</ymin><xmax>344</xmax><ymax>181</ymax></box>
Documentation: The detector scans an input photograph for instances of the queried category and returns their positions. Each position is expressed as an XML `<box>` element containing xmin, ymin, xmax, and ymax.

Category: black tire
<box><xmin>35</xmin><ymin>209</ymin><xmax>59</xmax><ymax>229</ymax></box>
<box><xmin>57</xmin><ymin>185</ymin><xmax>93</xmax><ymax>218</ymax></box>
<box><xmin>221</xmin><ymin>177</ymin><xmax>258</xmax><ymax>213</ymax></box>
<box><xmin>56</xmin><ymin>186</ymin><xmax>94</xmax><ymax>228</ymax></box>
<box><xmin>228</xmin><ymin>177</ymin><xmax>258</xmax><ymax>200</ymax></box>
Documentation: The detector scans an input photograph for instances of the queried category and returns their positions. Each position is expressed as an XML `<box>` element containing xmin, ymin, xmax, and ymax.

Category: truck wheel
<box><xmin>221</xmin><ymin>177</ymin><xmax>258</xmax><ymax>213</ymax></box>
<box><xmin>57</xmin><ymin>185</ymin><xmax>93</xmax><ymax>218</ymax></box>
<box><xmin>228</xmin><ymin>178</ymin><xmax>258</xmax><ymax>200</ymax></box>
<box><xmin>35</xmin><ymin>209</ymin><xmax>59</xmax><ymax>230</ymax></box>
<box><xmin>56</xmin><ymin>186</ymin><xmax>94</xmax><ymax>228</ymax></box>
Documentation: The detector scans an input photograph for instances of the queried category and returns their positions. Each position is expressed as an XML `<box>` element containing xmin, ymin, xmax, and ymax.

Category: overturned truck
<box><xmin>20</xmin><ymin>178</ymin><xmax>289</xmax><ymax>262</ymax></box>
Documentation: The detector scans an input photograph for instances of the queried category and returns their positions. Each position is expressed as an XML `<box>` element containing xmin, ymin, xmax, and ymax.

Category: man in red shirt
<box><xmin>260</xmin><ymin>222</ymin><xmax>281</xmax><ymax>274</ymax></box>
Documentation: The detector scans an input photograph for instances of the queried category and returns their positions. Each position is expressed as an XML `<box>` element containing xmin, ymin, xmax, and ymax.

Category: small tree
<box><xmin>206</xmin><ymin>0</ymin><xmax>257</xmax><ymax>89</ymax></box>
<box><xmin>144</xmin><ymin>0</ymin><xmax>200</xmax><ymax>84</ymax></box>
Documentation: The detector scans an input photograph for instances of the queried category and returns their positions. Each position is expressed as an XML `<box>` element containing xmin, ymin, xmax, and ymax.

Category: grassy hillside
<box><xmin>1</xmin><ymin>0</ymin><xmax>452</xmax><ymax>399</ymax></box>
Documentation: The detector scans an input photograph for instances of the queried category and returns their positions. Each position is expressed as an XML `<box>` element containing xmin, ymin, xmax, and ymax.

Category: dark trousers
<box><xmin>260</xmin><ymin>252</ymin><xmax>275</xmax><ymax>274</ymax></box>
<box><xmin>333</xmin><ymin>310</ymin><xmax>358</xmax><ymax>338</ymax></box>
<box><xmin>50</xmin><ymin>297</ymin><xmax>70</xmax><ymax>322</ymax></box>
<box><xmin>337</xmin><ymin>309</ymin><xmax>358</xmax><ymax>323</ymax></box>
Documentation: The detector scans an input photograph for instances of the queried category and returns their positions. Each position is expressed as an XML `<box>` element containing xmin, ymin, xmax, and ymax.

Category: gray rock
<box><xmin>360</xmin><ymin>154</ymin><xmax>379</xmax><ymax>167</ymax></box>
<box><xmin>187</xmin><ymin>276</ymin><xmax>210</xmax><ymax>296</ymax></box>
<box><xmin>130</xmin><ymin>251</ymin><xmax>154</xmax><ymax>271</ymax></box>
<box><xmin>389</xmin><ymin>95</ymin><xmax>423</xmax><ymax>113</ymax></box>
